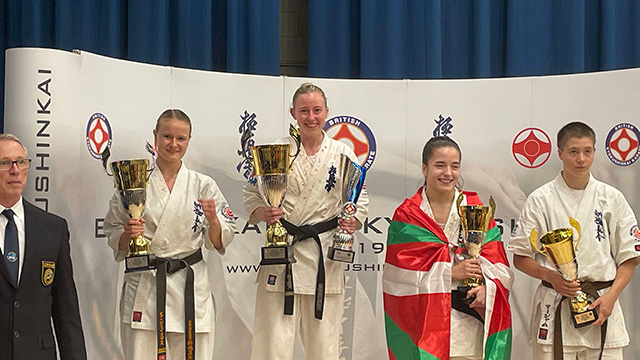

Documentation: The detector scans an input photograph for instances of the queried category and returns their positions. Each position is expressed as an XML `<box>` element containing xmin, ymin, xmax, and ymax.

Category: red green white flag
<box><xmin>383</xmin><ymin>188</ymin><xmax>512</xmax><ymax>360</ymax></box>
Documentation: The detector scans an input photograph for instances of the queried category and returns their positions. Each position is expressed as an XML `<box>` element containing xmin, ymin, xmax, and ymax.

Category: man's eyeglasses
<box><xmin>0</xmin><ymin>159</ymin><xmax>32</xmax><ymax>171</ymax></box>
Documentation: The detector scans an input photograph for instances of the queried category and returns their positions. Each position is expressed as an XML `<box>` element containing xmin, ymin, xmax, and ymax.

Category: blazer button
<box><xmin>13</xmin><ymin>331</ymin><xmax>19</xmax><ymax>338</ymax></box>
<box><xmin>14</xmin><ymin>301</ymin><xmax>19</xmax><ymax>308</ymax></box>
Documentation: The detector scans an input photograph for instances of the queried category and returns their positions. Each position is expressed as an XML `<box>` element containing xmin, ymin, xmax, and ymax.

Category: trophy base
<box><xmin>125</xmin><ymin>254</ymin><xmax>157</xmax><ymax>273</ymax></box>
<box><xmin>260</xmin><ymin>245</ymin><xmax>296</xmax><ymax>265</ymax></box>
<box><xmin>327</xmin><ymin>247</ymin><xmax>355</xmax><ymax>263</ymax></box>
<box><xmin>456</xmin><ymin>285</ymin><xmax>476</xmax><ymax>305</ymax></box>
<box><xmin>571</xmin><ymin>308</ymin><xmax>598</xmax><ymax>328</ymax></box>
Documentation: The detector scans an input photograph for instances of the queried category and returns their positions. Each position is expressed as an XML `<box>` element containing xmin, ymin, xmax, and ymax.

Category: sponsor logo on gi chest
<box><xmin>512</xmin><ymin>127</ymin><xmax>551</xmax><ymax>169</ymax></box>
<box><xmin>605</xmin><ymin>123</ymin><xmax>640</xmax><ymax>166</ymax></box>
<box><xmin>324</xmin><ymin>115</ymin><xmax>377</xmax><ymax>170</ymax></box>
<box><xmin>86</xmin><ymin>113</ymin><xmax>113</xmax><ymax>159</ymax></box>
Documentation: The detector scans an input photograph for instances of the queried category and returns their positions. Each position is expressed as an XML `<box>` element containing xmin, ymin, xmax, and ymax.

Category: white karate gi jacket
<box><xmin>243</xmin><ymin>133</ymin><xmax>369</xmax><ymax>295</ymax></box>
<box><xmin>105</xmin><ymin>163</ymin><xmax>236</xmax><ymax>333</ymax></box>
<box><xmin>509</xmin><ymin>173</ymin><xmax>639</xmax><ymax>349</ymax></box>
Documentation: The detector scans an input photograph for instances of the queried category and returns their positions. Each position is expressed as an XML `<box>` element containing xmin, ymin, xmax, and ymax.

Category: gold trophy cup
<box><xmin>242</xmin><ymin>125</ymin><xmax>301</xmax><ymax>265</ymax></box>
<box><xmin>102</xmin><ymin>148</ymin><xmax>155</xmax><ymax>272</ymax></box>
<box><xmin>456</xmin><ymin>193</ymin><xmax>496</xmax><ymax>304</ymax></box>
<box><xmin>530</xmin><ymin>219</ymin><xmax>597</xmax><ymax>328</ymax></box>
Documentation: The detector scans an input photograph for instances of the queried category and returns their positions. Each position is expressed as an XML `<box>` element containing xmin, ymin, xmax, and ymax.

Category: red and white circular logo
<box><xmin>86</xmin><ymin>113</ymin><xmax>113</xmax><ymax>160</ymax></box>
<box><xmin>324</xmin><ymin>116</ymin><xmax>377</xmax><ymax>170</ymax></box>
<box><xmin>605</xmin><ymin>123</ymin><xmax>640</xmax><ymax>166</ymax></box>
<box><xmin>512</xmin><ymin>127</ymin><xmax>552</xmax><ymax>169</ymax></box>
<box><xmin>221</xmin><ymin>206</ymin><xmax>235</xmax><ymax>221</ymax></box>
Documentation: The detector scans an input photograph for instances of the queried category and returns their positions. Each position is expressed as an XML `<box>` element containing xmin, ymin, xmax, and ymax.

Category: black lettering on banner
<box><xmin>35</xmin><ymin>176</ymin><xmax>49</xmax><ymax>192</ymax></box>
<box><xmin>37</xmin><ymin>98</ymin><xmax>51</xmax><ymax>115</ymax></box>
<box><xmin>36</xmin><ymin>119</ymin><xmax>51</xmax><ymax>137</ymax></box>
<box><xmin>345</xmin><ymin>263</ymin><xmax>383</xmax><ymax>272</ymax></box>
<box><xmin>35</xmin><ymin>69</ymin><xmax>52</xmax><ymax>211</ymax></box>
<box><xmin>358</xmin><ymin>242</ymin><xmax>385</xmax><ymax>254</ymax></box>
<box><xmin>364</xmin><ymin>217</ymin><xmax>382</xmax><ymax>234</ymax></box>
<box><xmin>364</xmin><ymin>263</ymin><xmax>376</xmax><ymax>271</ymax></box>
<box><xmin>495</xmin><ymin>218</ymin><xmax>504</xmax><ymax>235</ymax></box>
<box><xmin>95</xmin><ymin>218</ymin><xmax>105</xmax><ymax>238</ymax></box>
<box><xmin>35</xmin><ymin>153</ymin><xmax>49</xmax><ymax>170</ymax></box>
<box><xmin>226</xmin><ymin>265</ymin><xmax>260</xmax><ymax>273</ymax></box>
<box><xmin>241</xmin><ymin>222</ymin><xmax>262</xmax><ymax>234</ymax></box>
<box><xmin>35</xmin><ymin>198</ymin><xmax>49</xmax><ymax>211</ymax></box>
<box><xmin>363</xmin><ymin>216</ymin><xmax>392</xmax><ymax>234</ymax></box>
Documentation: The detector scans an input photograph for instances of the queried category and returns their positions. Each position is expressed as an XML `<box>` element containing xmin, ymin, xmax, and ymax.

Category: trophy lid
<box><xmin>111</xmin><ymin>159</ymin><xmax>150</xmax><ymax>190</ymax></box>
<box><xmin>251</xmin><ymin>144</ymin><xmax>292</xmax><ymax>175</ymax></box>
<box><xmin>340</xmin><ymin>154</ymin><xmax>366</xmax><ymax>204</ymax></box>
<box><xmin>540</xmin><ymin>228</ymin><xmax>573</xmax><ymax>245</ymax></box>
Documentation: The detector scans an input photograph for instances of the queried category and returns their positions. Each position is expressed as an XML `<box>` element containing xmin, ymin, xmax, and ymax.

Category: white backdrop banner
<box><xmin>4</xmin><ymin>48</ymin><xmax>640</xmax><ymax>360</ymax></box>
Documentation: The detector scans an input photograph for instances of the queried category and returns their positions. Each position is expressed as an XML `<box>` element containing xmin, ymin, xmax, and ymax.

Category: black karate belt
<box><xmin>280</xmin><ymin>217</ymin><xmax>339</xmax><ymax>320</ymax></box>
<box><xmin>451</xmin><ymin>290</ymin><xmax>484</xmax><ymax>324</ymax></box>
<box><xmin>156</xmin><ymin>248</ymin><xmax>203</xmax><ymax>360</ymax></box>
<box><xmin>541</xmin><ymin>280</ymin><xmax>614</xmax><ymax>360</ymax></box>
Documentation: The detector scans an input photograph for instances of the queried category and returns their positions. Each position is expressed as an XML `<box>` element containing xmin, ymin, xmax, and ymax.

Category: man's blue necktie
<box><xmin>3</xmin><ymin>209</ymin><xmax>19</xmax><ymax>286</ymax></box>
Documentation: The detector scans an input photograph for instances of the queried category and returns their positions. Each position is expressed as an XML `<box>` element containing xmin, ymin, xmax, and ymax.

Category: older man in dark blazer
<box><xmin>0</xmin><ymin>134</ymin><xmax>86</xmax><ymax>360</ymax></box>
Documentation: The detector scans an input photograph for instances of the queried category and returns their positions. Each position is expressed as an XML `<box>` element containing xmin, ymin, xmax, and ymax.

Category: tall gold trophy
<box><xmin>530</xmin><ymin>219</ymin><xmax>597</xmax><ymax>328</ymax></box>
<box><xmin>241</xmin><ymin>125</ymin><xmax>301</xmax><ymax>265</ymax></box>
<box><xmin>456</xmin><ymin>193</ymin><xmax>496</xmax><ymax>304</ymax></box>
<box><xmin>102</xmin><ymin>148</ymin><xmax>155</xmax><ymax>272</ymax></box>
<box><xmin>327</xmin><ymin>154</ymin><xmax>367</xmax><ymax>263</ymax></box>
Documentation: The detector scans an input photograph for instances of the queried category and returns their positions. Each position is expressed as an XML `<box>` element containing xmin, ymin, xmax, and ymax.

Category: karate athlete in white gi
<box><xmin>244</xmin><ymin>83</ymin><xmax>369</xmax><ymax>360</ymax></box>
<box><xmin>105</xmin><ymin>109</ymin><xmax>236</xmax><ymax>360</ymax></box>
<box><xmin>509</xmin><ymin>122</ymin><xmax>639</xmax><ymax>360</ymax></box>
<box><xmin>419</xmin><ymin>137</ymin><xmax>513</xmax><ymax>360</ymax></box>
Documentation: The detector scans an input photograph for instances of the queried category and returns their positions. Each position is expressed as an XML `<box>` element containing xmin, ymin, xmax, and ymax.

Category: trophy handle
<box><xmin>101</xmin><ymin>147</ymin><xmax>113</xmax><ymax>177</ymax></box>
<box><xmin>289</xmin><ymin>124</ymin><xmax>302</xmax><ymax>166</ymax></box>
<box><xmin>240</xmin><ymin>127</ymin><xmax>254</xmax><ymax>162</ymax></box>
<box><xmin>145</xmin><ymin>141</ymin><xmax>157</xmax><ymax>180</ymax></box>
<box><xmin>455</xmin><ymin>192</ymin><xmax>465</xmax><ymax>217</ymax></box>
<box><xmin>486</xmin><ymin>195</ymin><xmax>496</xmax><ymax>229</ymax></box>
<box><xmin>529</xmin><ymin>229</ymin><xmax>552</xmax><ymax>261</ymax></box>
<box><xmin>569</xmin><ymin>217</ymin><xmax>582</xmax><ymax>252</ymax></box>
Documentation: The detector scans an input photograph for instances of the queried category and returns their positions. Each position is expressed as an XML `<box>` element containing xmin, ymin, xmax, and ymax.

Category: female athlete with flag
<box><xmin>383</xmin><ymin>136</ymin><xmax>513</xmax><ymax>360</ymax></box>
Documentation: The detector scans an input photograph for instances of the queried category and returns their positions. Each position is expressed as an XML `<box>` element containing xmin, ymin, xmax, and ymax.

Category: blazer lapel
<box><xmin>20</xmin><ymin>200</ymin><xmax>43</xmax><ymax>289</ymax></box>
<box><xmin>0</xmin><ymin>247</ymin><xmax>15</xmax><ymax>288</ymax></box>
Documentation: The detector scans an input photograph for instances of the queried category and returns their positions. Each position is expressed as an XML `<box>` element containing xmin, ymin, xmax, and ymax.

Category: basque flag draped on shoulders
<box><xmin>383</xmin><ymin>188</ymin><xmax>512</xmax><ymax>360</ymax></box>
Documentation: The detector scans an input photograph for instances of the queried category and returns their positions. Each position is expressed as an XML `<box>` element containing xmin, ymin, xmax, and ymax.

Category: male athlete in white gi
<box><xmin>509</xmin><ymin>122</ymin><xmax>639</xmax><ymax>360</ymax></box>
<box><xmin>105</xmin><ymin>109</ymin><xmax>236</xmax><ymax>360</ymax></box>
<box><xmin>243</xmin><ymin>83</ymin><xmax>369</xmax><ymax>360</ymax></box>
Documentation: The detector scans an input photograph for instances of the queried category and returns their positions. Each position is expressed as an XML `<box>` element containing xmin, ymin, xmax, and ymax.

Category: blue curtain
<box><xmin>309</xmin><ymin>0</ymin><xmax>640</xmax><ymax>79</ymax></box>
<box><xmin>0</xmin><ymin>0</ymin><xmax>279</xmax><ymax>129</ymax></box>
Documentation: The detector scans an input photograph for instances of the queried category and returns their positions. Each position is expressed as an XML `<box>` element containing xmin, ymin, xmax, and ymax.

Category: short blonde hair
<box><xmin>155</xmin><ymin>109</ymin><xmax>192</xmax><ymax>135</ymax></box>
<box><xmin>0</xmin><ymin>133</ymin><xmax>28</xmax><ymax>157</ymax></box>
<box><xmin>291</xmin><ymin>82</ymin><xmax>328</xmax><ymax>109</ymax></box>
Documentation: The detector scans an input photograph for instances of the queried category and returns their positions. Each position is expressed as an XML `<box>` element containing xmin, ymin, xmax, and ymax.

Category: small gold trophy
<box><xmin>102</xmin><ymin>148</ymin><xmax>155</xmax><ymax>272</ymax></box>
<box><xmin>530</xmin><ymin>219</ymin><xmax>597</xmax><ymax>328</ymax></box>
<box><xmin>241</xmin><ymin>125</ymin><xmax>301</xmax><ymax>265</ymax></box>
<box><xmin>456</xmin><ymin>193</ymin><xmax>496</xmax><ymax>304</ymax></box>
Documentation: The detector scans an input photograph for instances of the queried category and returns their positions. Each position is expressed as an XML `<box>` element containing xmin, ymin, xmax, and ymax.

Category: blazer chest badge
<box><xmin>41</xmin><ymin>261</ymin><xmax>55</xmax><ymax>286</ymax></box>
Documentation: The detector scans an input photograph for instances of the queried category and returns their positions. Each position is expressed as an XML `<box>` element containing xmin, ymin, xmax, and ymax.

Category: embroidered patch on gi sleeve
<box><xmin>220</xmin><ymin>205</ymin><xmax>236</xmax><ymax>223</ymax></box>
<box><xmin>630</xmin><ymin>224</ymin><xmax>640</xmax><ymax>240</ymax></box>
